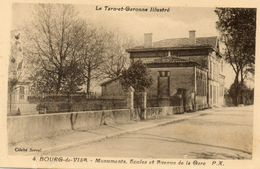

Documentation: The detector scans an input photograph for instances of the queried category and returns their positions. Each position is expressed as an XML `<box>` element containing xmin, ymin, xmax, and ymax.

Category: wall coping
<box><xmin>7</xmin><ymin>109</ymin><xmax>131</xmax><ymax>119</ymax></box>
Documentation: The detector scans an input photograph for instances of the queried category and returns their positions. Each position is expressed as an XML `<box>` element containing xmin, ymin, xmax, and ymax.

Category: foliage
<box><xmin>120</xmin><ymin>60</ymin><xmax>153</xmax><ymax>92</ymax></box>
<box><xmin>215</xmin><ymin>8</ymin><xmax>256</xmax><ymax>67</ymax></box>
<box><xmin>61</xmin><ymin>60</ymin><xmax>85</xmax><ymax>94</ymax></box>
<box><xmin>228</xmin><ymin>82</ymin><xmax>254</xmax><ymax>105</ymax></box>
<box><xmin>215</xmin><ymin>8</ymin><xmax>256</xmax><ymax>105</ymax></box>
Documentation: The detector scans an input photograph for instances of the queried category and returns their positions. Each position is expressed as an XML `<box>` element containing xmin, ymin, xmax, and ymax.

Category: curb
<box><xmin>41</xmin><ymin>112</ymin><xmax>206</xmax><ymax>154</ymax></box>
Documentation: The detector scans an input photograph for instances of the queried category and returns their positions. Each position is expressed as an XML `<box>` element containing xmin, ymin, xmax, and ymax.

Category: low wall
<box><xmin>146</xmin><ymin>106</ymin><xmax>184</xmax><ymax>119</ymax></box>
<box><xmin>131</xmin><ymin>106</ymin><xmax>184</xmax><ymax>120</ymax></box>
<box><xmin>8</xmin><ymin>109</ymin><xmax>131</xmax><ymax>144</ymax></box>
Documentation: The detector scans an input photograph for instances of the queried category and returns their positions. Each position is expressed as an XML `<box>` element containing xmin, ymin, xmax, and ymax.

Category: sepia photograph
<box><xmin>1</xmin><ymin>1</ymin><xmax>258</xmax><ymax>168</ymax></box>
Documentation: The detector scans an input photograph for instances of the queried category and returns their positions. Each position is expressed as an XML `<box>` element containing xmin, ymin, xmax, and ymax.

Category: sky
<box><xmin>12</xmin><ymin>3</ymin><xmax>235</xmax><ymax>90</ymax></box>
<box><xmin>76</xmin><ymin>5</ymin><xmax>219</xmax><ymax>42</ymax></box>
<box><xmin>12</xmin><ymin>4</ymin><xmax>219</xmax><ymax>42</ymax></box>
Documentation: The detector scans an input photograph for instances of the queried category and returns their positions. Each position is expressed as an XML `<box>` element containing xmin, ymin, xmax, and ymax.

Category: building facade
<box><xmin>101</xmin><ymin>30</ymin><xmax>225</xmax><ymax>109</ymax></box>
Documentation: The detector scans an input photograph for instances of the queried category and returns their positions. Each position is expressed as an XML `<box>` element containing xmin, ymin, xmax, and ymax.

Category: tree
<box><xmin>23</xmin><ymin>5</ymin><xmax>89</xmax><ymax>132</ymax></box>
<box><xmin>26</xmin><ymin>4</ymin><xmax>84</xmax><ymax>95</ymax></box>
<box><xmin>25</xmin><ymin>4</ymin><xmax>138</xmax><ymax>97</ymax></box>
<box><xmin>62</xmin><ymin>60</ymin><xmax>85</xmax><ymax>95</ymax></box>
<box><xmin>215</xmin><ymin>8</ymin><xmax>256</xmax><ymax>105</ymax></box>
<box><xmin>120</xmin><ymin>60</ymin><xmax>153</xmax><ymax>92</ymax></box>
<box><xmin>101</xmin><ymin>32</ymin><xmax>135</xmax><ymax>79</ymax></box>
<box><xmin>120</xmin><ymin>60</ymin><xmax>153</xmax><ymax>120</ymax></box>
<box><xmin>77</xmin><ymin>22</ymin><xmax>108</xmax><ymax>95</ymax></box>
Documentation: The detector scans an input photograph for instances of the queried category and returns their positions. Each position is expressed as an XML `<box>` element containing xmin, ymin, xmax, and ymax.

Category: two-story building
<box><xmin>101</xmin><ymin>30</ymin><xmax>225</xmax><ymax>109</ymax></box>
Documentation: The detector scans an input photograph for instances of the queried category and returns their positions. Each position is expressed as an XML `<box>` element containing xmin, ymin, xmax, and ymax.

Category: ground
<box><xmin>49</xmin><ymin>106</ymin><xmax>253</xmax><ymax>159</ymax></box>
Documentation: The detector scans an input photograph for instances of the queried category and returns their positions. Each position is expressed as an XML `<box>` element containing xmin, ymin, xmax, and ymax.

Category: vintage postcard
<box><xmin>0</xmin><ymin>0</ymin><xmax>259</xmax><ymax>168</ymax></box>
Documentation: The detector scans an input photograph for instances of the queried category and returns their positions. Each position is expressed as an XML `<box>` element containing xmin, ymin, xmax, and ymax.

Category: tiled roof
<box><xmin>130</xmin><ymin>36</ymin><xmax>218</xmax><ymax>50</ymax></box>
<box><xmin>153</xmin><ymin>36</ymin><xmax>217</xmax><ymax>48</ymax></box>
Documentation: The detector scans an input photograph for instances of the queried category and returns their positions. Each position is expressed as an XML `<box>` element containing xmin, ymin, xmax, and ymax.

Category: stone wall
<box><xmin>130</xmin><ymin>106</ymin><xmax>184</xmax><ymax>120</ymax></box>
<box><xmin>8</xmin><ymin>109</ymin><xmax>131</xmax><ymax>144</ymax></box>
<box><xmin>146</xmin><ymin>106</ymin><xmax>184</xmax><ymax>119</ymax></box>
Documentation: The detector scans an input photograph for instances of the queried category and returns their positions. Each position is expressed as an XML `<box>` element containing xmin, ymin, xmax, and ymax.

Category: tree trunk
<box><xmin>233</xmin><ymin>72</ymin><xmax>240</xmax><ymax>106</ymax></box>
<box><xmin>67</xmin><ymin>93</ymin><xmax>72</xmax><ymax>112</ymax></box>
<box><xmin>86</xmin><ymin>69</ymin><xmax>91</xmax><ymax>95</ymax></box>
<box><xmin>239</xmin><ymin>69</ymin><xmax>244</xmax><ymax>105</ymax></box>
<box><xmin>86</xmin><ymin>80</ymin><xmax>90</xmax><ymax>95</ymax></box>
<box><xmin>56</xmin><ymin>73</ymin><xmax>61</xmax><ymax>94</ymax></box>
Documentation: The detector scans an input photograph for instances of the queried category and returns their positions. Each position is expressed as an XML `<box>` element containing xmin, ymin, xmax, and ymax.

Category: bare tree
<box><xmin>24</xmin><ymin>4</ymin><xmax>137</xmax><ymax>98</ymax></box>
<box><xmin>101</xmin><ymin>32</ymin><xmax>135</xmax><ymax>79</ymax></box>
<box><xmin>78</xmin><ymin>22</ymin><xmax>108</xmax><ymax>94</ymax></box>
<box><xmin>26</xmin><ymin>4</ymin><xmax>84</xmax><ymax>94</ymax></box>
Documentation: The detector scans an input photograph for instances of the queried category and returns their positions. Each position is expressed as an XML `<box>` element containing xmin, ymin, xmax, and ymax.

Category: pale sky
<box><xmin>12</xmin><ymin>4</ymin><xmax>219</xmax><ymax>42</ymax></box>
<box><xmin>12</xmin><ymin>3</ymin><xmax>235</xmax><ymax>89</ymax></box>
<box><xmin>76</xmin><ymin>5</ymin><xmax>219</xmax><ymax>42</ymax></box>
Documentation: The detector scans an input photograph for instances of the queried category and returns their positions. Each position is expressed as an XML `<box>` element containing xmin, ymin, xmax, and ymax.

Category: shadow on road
<box><xmin>188</xmin><ymin>151</ymin><xmax>250</xmax><ymax>159</ymax></box>
<box><xmin>121</xmin><ymin>132</ymin><xmax>252</xmax><ymax>155</ymax></box>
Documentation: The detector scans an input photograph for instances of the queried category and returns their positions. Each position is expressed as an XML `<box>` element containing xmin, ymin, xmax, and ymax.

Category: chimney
<box><xmin>189</xmin><ymin>30</ymin><xmax>196</xmax><ymax>44</ymax></box>
<box><xmin>144</xmin><ymin>33</ymin><xmax>153</xmax><ymax>48</ymax></box>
